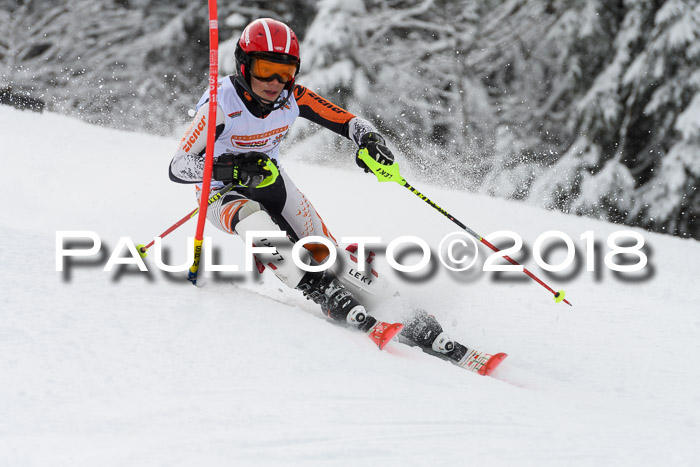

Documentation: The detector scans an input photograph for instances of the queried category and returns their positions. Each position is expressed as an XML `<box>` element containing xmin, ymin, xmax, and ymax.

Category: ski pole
<box><xmin>136</xmin><ymin>182</ymin><xmax>235</xmax><ymax>258</ymax></box>
<box><xmin>358</xmin><ymin>150</ymin><xmax>572</xmax><ymax>306</ymax></box>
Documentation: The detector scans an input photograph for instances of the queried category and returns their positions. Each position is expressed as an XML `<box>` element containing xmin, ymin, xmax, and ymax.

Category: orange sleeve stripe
<box><xmin>294</xmin><ymin>85</ymin><xmax>355</xmax><ymax>125</ymax></box>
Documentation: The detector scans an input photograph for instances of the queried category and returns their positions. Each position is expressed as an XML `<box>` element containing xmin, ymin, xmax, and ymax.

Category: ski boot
<box><xmin>297</xmin><ymin>271</ymin><xmax>403</xmax><ymax>350</ymax></box>
<box><xmin>400</xmin><ymin>310</ymin><xmax>456</xmax><ymax>353</ymax></box>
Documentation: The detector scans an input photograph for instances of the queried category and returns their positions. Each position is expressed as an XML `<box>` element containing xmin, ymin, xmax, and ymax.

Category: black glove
<box><xmin>356</xmin><ymin>132</ymin><xmax>395</xmax><ymax>173</ymax></box>
<box><xmin>213</xmin><ymin>152</ymin><xmax>272</xmax><ymax>187</ymax></box>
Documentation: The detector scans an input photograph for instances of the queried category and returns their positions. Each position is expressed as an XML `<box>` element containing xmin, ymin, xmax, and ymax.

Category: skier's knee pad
<box><xmin>235</xmin><ymin>200</ymin><xmax>263</xmax><ymax>222</ymax></box>
<box><xmin>212</xmin><ymin>195</ymin><xmax>264</xmax><ymax>235</ymax></box>
<box><xmin>303</xmin><ymin>243</ymin><xmax>332</xmax><ymax>264</ymax></box>
<box><xmin>234</xmin><ymin>210</ymin><xmax>310</xmax><ymax>288</ymax></box>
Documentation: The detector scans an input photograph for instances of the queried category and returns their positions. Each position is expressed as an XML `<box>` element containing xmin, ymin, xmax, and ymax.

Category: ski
<box><xmin>454</xmin><ymin>349</ymin><xmax>508</xmax><ymax>376</ymax></box>
<box><xmin>399</xmin><ymin>338</ymin><xmax>508</xmax><ymax>376</ymax></box>
<box><xmin>364</xmin><ymin>322</ymin><xmax>507</xmax><ymax>377</ymax></box>
<box><xmin>232</xmin><ymin>285</ymin><xmax>503</xmax><ymax>374</ymax></box>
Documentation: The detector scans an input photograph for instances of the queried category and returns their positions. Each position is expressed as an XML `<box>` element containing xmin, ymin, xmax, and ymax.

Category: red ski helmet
<box><xmin>234</xmin><ymin>18</ymin><xmax>301</xmax><ymax>111</ymax></box>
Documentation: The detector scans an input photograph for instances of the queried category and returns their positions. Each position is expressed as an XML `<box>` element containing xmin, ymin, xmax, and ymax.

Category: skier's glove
<box><xmin>356</xmin><ymin>132</ymin><xmax>395</xmax><ymax>173</ymax></box>
<box><xmin>213</xmin><ymin>152</ymin><xmax>277</xmax><ymax>188</ymax></box>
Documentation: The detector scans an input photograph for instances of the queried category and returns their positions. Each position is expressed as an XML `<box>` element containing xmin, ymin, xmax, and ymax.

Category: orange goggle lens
<box><xmin>250</xmin><ymin>58</ymin><xmax>297</xmax><ymax>83</ymax></box>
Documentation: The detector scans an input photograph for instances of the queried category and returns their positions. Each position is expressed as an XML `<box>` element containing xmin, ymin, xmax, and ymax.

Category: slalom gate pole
<box><xmin>188</xmin><ymin>0</ymin><xmax>219</xmax><ymax>285</ymax></box>
<box><xmin>136</xmin><ymin>182</ymin><xmax>235</xmax><ymax>257</ymax></box>
<box><xmin>357</xmin><ymin>150</ymin><xmax>572</xmax><ymax>306</ymax></box>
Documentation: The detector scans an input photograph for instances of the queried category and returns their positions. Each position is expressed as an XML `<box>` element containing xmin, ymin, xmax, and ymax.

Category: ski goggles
<box><xmin>250</xmin><ymin>57</ymin><xmax>297</xmax><ymax>84</ymax></box>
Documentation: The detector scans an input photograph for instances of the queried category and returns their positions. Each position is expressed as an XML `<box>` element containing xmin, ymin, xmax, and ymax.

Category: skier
<box><xmin>169</xmin><ymin>18</ymin><xmax>484</xmax><ymax>367</ymax></box>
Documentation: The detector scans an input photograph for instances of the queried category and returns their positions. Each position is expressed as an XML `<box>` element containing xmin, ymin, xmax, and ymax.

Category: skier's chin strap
<box><xmin>232</xmin><ymin>75</ymin><xmax>294</xmax><ymax>117</ymax></box>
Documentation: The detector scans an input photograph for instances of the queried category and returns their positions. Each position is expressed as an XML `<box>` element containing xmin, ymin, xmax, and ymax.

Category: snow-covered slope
<box><xmin>1</xmin><ymin>107</ymin><xmax>699</xmax><ymax>466</ymax></box>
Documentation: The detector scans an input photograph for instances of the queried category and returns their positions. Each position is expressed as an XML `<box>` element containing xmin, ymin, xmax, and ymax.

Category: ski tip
<box><xmin>369</xmin><ymin>322</ymin><xmax>404</xmax><ymax>350</ymax></box>
<box><xmin>478</xmin><ymin>352</ymin><xmax>508</xmax><ymax>376</ymax></box>
<box><xmin>379</xmin><ymin>323</ymin><xmax>404</xmax><ymax>350</ymax></box>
